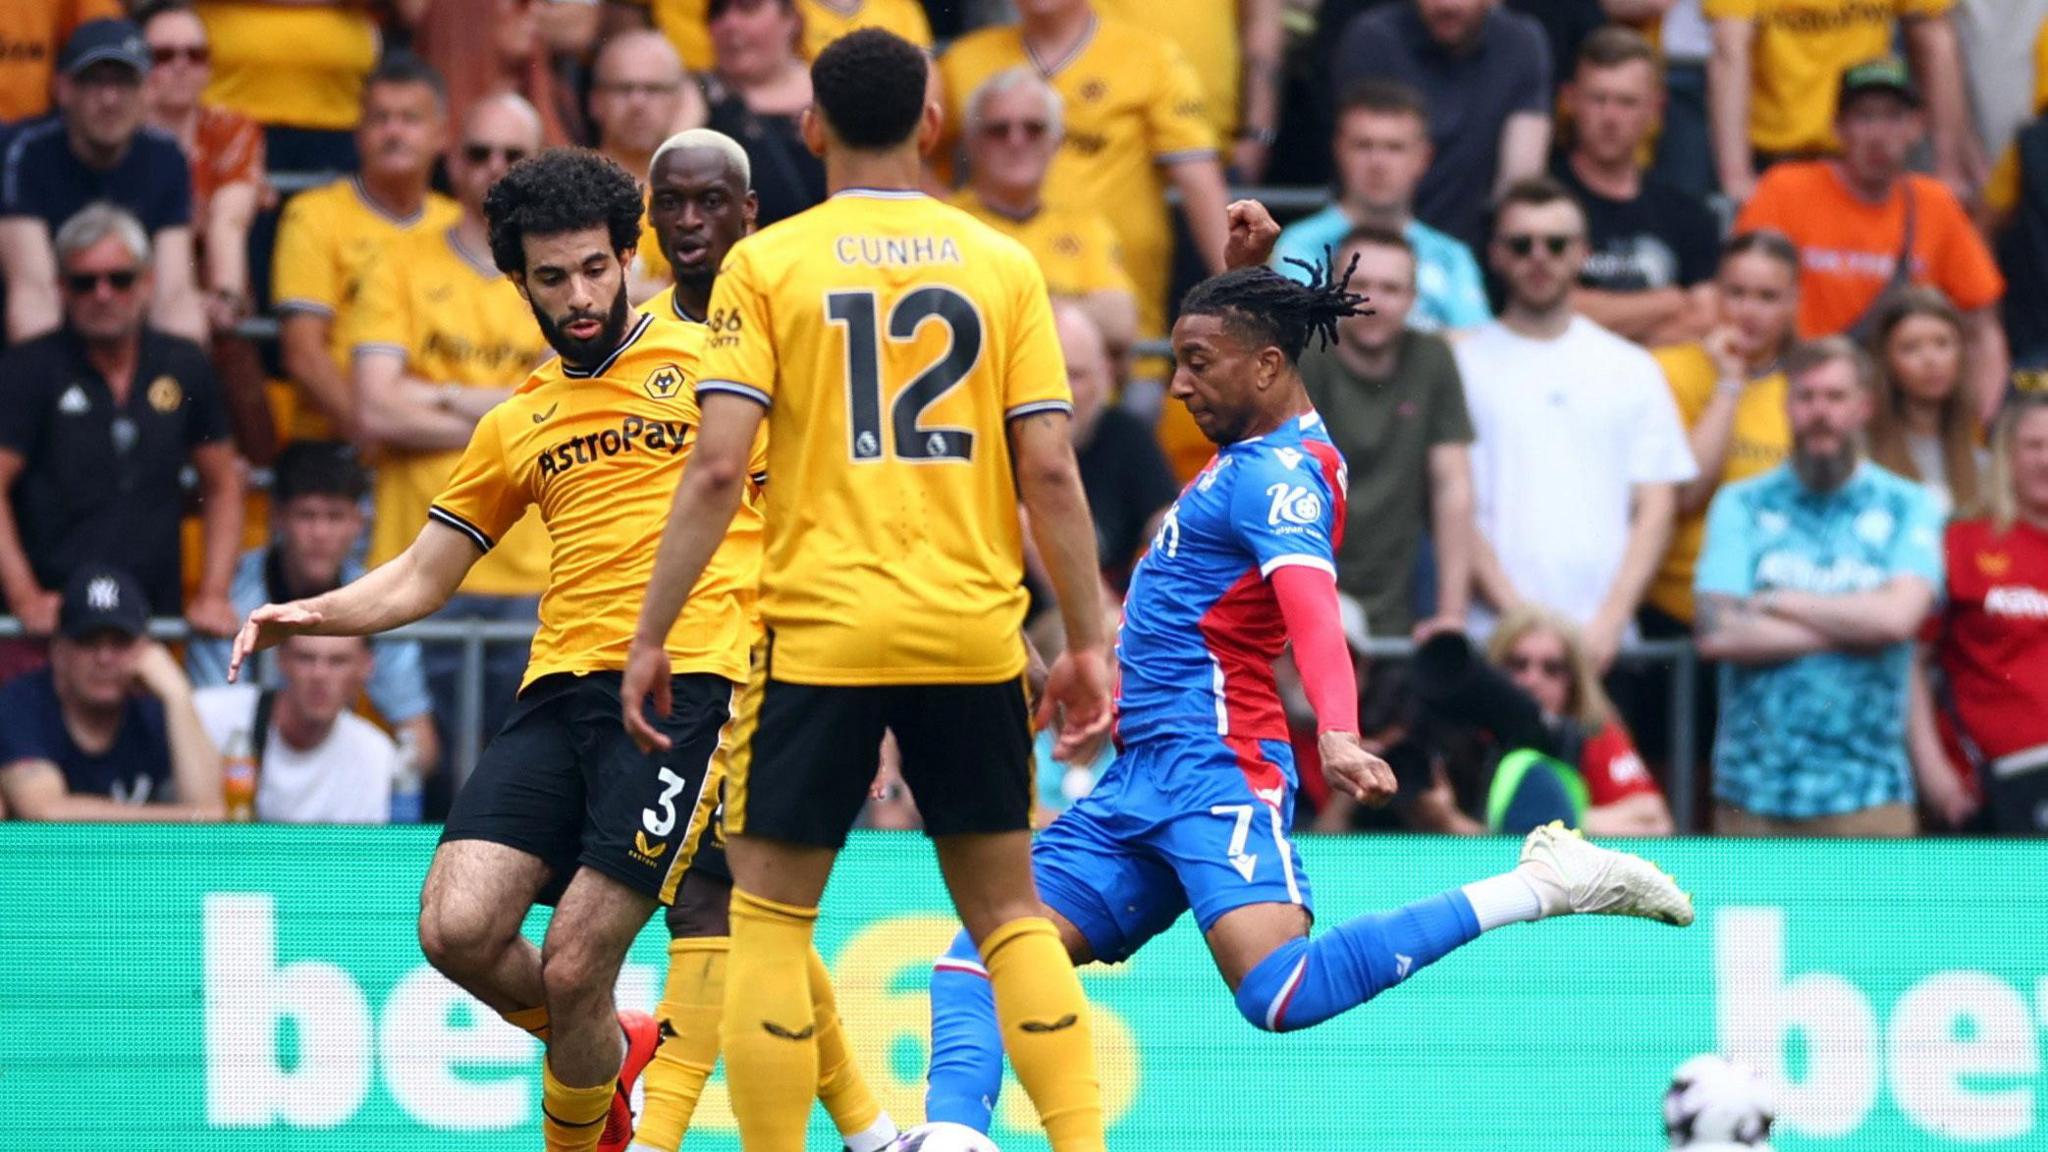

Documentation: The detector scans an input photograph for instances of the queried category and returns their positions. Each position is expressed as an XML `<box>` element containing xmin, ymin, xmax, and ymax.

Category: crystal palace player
<box><xmin>924</xmin><ymin>219</ymin><xmax>1697</xmax><ymax>1133</ymax></box>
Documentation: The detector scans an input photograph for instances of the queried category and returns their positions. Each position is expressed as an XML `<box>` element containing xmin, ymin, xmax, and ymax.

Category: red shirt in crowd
<box><xmin>1579</xmin><ymin>722</ymin><xmax>1662</xmax><ymax>806</ymax></box>
<box><xmin>1933</xmin><ymin>518</ymin><xmax>2048</xmax><ymax>794</ymax></box>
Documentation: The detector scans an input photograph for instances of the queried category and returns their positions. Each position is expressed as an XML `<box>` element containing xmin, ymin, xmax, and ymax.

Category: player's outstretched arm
<box><xmin>1270</xmin><ymin>564</ymin><xmax>1395</xmax><ymax>806</ymax></box>
<box><xmin>227</xmin><ymin>521</ymin><xmax>480</xmax><ymax>681</ymax></box>
<box><xmin>1009</xmin><ymin>410</ymin><xmax>1113</xmax><ymax>759</ymax></box>
<box><xmin>622</xmin><ymin>391</ymin><xmax>767</xmax><ymax>752</ymax></box>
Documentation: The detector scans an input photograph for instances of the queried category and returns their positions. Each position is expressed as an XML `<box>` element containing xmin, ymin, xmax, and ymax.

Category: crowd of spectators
<box><xmin>1</xmin><ymin>0</ymin><xmax>2046</xmax><ymax>839</ymax></box>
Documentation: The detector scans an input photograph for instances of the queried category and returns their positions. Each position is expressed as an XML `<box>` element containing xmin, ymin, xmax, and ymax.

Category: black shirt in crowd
<box><xmin>1076</xmin><ymin>408</ymin><xmax>1181</xmax><ymax>591</ymax></box>
<box><xmin>0</xmin><ymin>118</ymin><xmax>192</xmax><ymax>237</ymax></box>
<box><xmin>0</xmin><ymin>328</ymin><xmax>229</xmax><ymax>614</ymax></box>
<box><xmin>1555</xmin><ymin>157</ymin><xmax>1720</xmax><ymax>294</ymax></box>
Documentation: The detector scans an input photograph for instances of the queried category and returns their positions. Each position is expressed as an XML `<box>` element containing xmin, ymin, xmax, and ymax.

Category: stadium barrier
<box><xmin>0</xmin><ymin>619</ymin><xmax>1705</xmax><ymax>830</ymax></box>
<box><xmin>1</xmin><ymin>827</ymin><xmax>2039</xmax><ymax>1151</ymax></box>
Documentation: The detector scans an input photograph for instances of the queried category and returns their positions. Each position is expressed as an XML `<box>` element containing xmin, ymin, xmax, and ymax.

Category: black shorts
<box><xmin>441</xmin><ymin>671</ymin><xmax>733</xmax><ymax>906</ymax></box>
<box><xmin>724</xmin><ymin>641</ymin><xmax>1035</xmax><ymax>849</ymax></box>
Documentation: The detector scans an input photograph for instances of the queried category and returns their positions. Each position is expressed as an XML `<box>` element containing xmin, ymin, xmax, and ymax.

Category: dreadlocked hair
<box><xmin>1178</xmin><ymin>251</ymin><xmax>1372</xmax><ymax>363</ymax></box>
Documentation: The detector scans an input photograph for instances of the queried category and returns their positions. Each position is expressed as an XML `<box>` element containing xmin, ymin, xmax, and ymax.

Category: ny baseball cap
<box><xmin>59</xmin><ymin>564</ymin><xmax>150</xmax><ymax>640</ymax></box>
<box><xmin>59</xmin><ymin>19</ymin><xmax>152</xmax><ymax>79</ymax></box>
<box><xmin>1838</xmin><ymin>56</ymin><xmax>1919</xmax><ymax>109</ymax></box>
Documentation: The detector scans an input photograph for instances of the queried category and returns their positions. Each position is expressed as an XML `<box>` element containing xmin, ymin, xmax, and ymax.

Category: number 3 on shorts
<box><xmin>644</xmin><ymin>766</ymin><xmax>688</xmax><ymax>837</ymax></box>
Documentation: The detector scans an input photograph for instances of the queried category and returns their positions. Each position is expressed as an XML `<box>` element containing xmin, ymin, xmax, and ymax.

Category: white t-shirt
<box><xmin>193</xmin><ymin>685</ymin><xmax>399</xmax><ymax>824</ymax></box>
<box><xmin>1454</xmin><ymin>317</ymin><xmax>1699</xmax><ymax>631</ymax></box>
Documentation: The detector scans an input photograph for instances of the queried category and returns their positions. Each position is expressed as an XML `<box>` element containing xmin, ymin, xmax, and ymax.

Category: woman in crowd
<box><xmin>1484</xmin><ymin>606</ymin><xmax>1675</xmax><ymax>836</ymax></box>
<box><xmin>141</xmin><ymin>2</ymin><xmax>264</xmax><ymax>336</ymax></box>
<box><xmin>1645</xmin><ymin>229</ymin><xmax>1802</xmax><ymax>636</ymax></box>
<box><xmin>702</xmin><ymin>0</ymin><xmax>825</xmax><ymax>225</ymax></box>
<box><xmin>1914</xmin><ymin>389</ymin><xmax>2048</xmax><ymax>835</ymax></box>
<box><xmin>141</xmin><ymin>1</ymin><xmax>275</xmax><ymax>465</ymax></box>
<box><xmin>1867</xmin><ymin>286</ymin><xmax>1987</xmax><ymax>518</ymax></box>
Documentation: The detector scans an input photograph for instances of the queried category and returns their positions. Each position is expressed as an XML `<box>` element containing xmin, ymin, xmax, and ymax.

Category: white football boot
<box><xmin>1516</xmin><ymin>820</ymin><xmax>1694</xmax><ymax>926</ymax></box>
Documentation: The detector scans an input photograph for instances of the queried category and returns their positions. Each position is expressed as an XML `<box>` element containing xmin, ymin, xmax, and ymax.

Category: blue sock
<box><xmin>925</xmin><ymin>928</ymin><xmax>1003</xmax><ymax>1130</ymax></box>
<box><xmin>1233</xmin><ymin>892</ymin><xmax>1482</xmax><ymax>1032</ymax></box>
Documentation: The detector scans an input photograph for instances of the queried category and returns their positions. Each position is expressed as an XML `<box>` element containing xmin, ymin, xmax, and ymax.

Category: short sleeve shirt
<box><xmin>1737</xmin><ymin>163</ymin><xmax>2003</xmax><ymax>338</ymax></box>
<box><xmin>1301</xmin><ymin>330</ymin><xmax>1473</xmax><ymax>636</ymax></box>
<box><xmin>1703</xmin><ymin>0</ymin><xmax>1953</xmax><ymax>155</ymax></box>
<box><xmin>1456</xmin><ymin>318</ymin><xmax>1698</xmax><ymax>631</ymax></box>
<box><xmin>1331</xmin><ymin>4</ymin><xmax>1553</xmax><ymax>250</ymax></box>
<box><xmin>1556</xmin><ymin>159</ymin><xmax>1721</xmax><ymax>292</ymax></box>
<box><xmin>0</xmin><ymin>668</ymin><xmax>171</xmax><ymax>803</ymax></box>
<box><xmin>1695</xmin><ymin>462</ymin><xmax>1944</xmax><ymax>818</ymax></box>
<box><xmin>1273</xmin><ymin>206</ymin><xmax>1492</xmax><ymax>332</ymax></box>
<box><xmin>0</xmin><ymin>120</ymin><xmax>190</xmax><ymax>236</ymax></box>
<box><xmin>0</xmin><ymin>329</ymin><xmax>229</xmax><ymax>613</ymax></box>
<box><xmin>1076</xmin><ymin>407</ymin><xmax>1181</xmax><ymax>587</ymax></box>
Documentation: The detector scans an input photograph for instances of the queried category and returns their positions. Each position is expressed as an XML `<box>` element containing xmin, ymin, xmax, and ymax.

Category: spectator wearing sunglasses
<box><xmin>0</xmin><ymin>203</ymin><xmax>243</xmax><ymax>638</ymax></box>
<box><xmin>1487</xmin><ymin>604</ymin><xmax>1674</xmax><ymax>834</ymax></box>
<box><xmin>0</xmin><ymin>19</ymin><xmax>205</xmax><ymax>345</ymax></box>
<box><xmin>343</xmin><ymin>93</ymin><xmax>552</xmax><ymax>760</ymax></box>
<box><xmin>1457</xmin><ymin>177</ymin><xmax>1697</xmax><ymax>671</ymax></box>
<box><xmin>138</xmin><ymin>2</ymin><xmax>274</xmax><ymax>471</ymax></box>
<box><xmin>952</xmin><ymin>68</ymin><xmax>1138</xmax><ymax>375</ymax></box>
<box><xmin>140</xmin><ymin>2</ymin><xmax>262</xmax><ymax>336</ymax></box>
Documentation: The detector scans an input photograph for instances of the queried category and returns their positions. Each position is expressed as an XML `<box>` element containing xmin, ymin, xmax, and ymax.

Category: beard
<box><xmin>534</xmin><ymin>282</ymin><xmax>632</xmax><ymax>371</ymax></box>
<box><xmin>1792</xmin><ymin>438</ymin><xmax>1859</xmax><ymax>493</ymax></box>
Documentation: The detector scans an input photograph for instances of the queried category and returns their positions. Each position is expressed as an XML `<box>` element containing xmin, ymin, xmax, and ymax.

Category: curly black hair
<box><xmin>811</xmin><ymin>28</ymin><xmax>930</xmax><ymax>150</ymax></box>
<box><xmin>1178</xmin><ymin>252</ymin><xmax>1373</xmax><ymax>364</ymax></box>
<box><xmin>483</xmin><ymin>148</ymin><xmax>645</xmax><ymax>276</ymax></box>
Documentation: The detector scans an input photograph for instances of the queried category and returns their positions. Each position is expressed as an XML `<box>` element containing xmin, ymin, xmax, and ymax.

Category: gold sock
<box><xmin>540</xmin><ymin>1056</ymin><xmax>615</xmax><ymax>1152</ymax></box>
<box><xmin>633</xmin><ymin>938</ymin><xmax>729</xmax><ymax>1152</ymax></box>
<box><xmin>501</xmin><ymin>1004</ymin><xmax>551</xmax><ymax>1044</ymax></box>
<box><xmin>807</xmin><ymin>944</ymin><xmax>886</xmax><ymax>1140</ymax></box>
<box><xmin>720</xmin><ymin>889</ymin><xmax>819</xmax><ymax>1152</ymax></box>
<box><xmin>983</xmin><ymin>917</ymin><xmax>1104</xmax><ymax>1152</ymax></box>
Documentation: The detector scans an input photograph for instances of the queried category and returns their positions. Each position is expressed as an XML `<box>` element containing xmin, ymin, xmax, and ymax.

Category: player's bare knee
<box><xmin>417</xmin><ymin>896</ymin><xmax>509</xmax><ymax>981</ymax></box>
<box><xmin>538</xmin><ymin>938</ymin><xmax>603</xmax><ymax>1008</ymax></box>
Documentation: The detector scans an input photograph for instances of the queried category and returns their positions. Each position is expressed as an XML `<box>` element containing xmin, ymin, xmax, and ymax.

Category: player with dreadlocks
<box><xmin>922</xmin><ymin>205</ymin><xmax>1696</xmax><ymax>1135</ymax></box>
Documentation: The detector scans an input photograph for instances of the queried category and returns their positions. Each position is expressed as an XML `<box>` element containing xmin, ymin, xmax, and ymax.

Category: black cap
<box><xmin>58</xmin><ymin>565</ymin><xmax>150</xmax><ymax>641</ymax></box>
<box><xmin>59</xmin><ymin>19</ymin><xmax>151</xmax><ymax>79</ymax></box>
<box><xmin>1838</xmin><ymin>56</ymin><xmax>1918</xmax><ymax>110</ymax></box>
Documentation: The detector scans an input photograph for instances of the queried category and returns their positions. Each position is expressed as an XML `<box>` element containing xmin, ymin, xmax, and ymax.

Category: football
<box><xmin>885</xmin><ymin>1121</ymin><xmax>1003</xmax><ymax>1152</ymax></box>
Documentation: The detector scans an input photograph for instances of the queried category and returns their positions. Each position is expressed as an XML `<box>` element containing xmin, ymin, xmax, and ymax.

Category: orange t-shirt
<box><xmin>1735</xmin><ymin>161</ymin><xmax>2005</xmax><ymax>337</ymax></box>
<box><xmin>0</xmin><ymin>0</ymin><xmax>123</xmax><ymax>122</ymax></box>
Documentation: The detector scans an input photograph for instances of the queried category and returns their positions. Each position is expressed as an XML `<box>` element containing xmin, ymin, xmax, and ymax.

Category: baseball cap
<box><xmin>59</xmin><ymin>19</ymin><xmax>152</xmax><ymax>79</ymax></box>
<box><xmin>1837</xmin><ymin>56</ymin><xmax>1918</xmax><ymax>110</ymax></box>
<box><xmin>58</xmin><ymin>565</ymin><xmax>150</xmax><ymax>641</ymax></box>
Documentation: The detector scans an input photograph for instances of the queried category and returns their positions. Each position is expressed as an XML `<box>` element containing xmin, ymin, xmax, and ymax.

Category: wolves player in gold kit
<box><xmin>622</xmin><ymin>29</ymin><xmax>1113</xmax><ymax>1152</ymax></box>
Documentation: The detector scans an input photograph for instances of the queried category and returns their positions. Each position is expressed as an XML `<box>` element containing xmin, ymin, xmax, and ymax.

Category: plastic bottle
<box><xmin>222</xmin><ymin>727</ymin><xmax>257</xmax><ymax>822</ymax></box>
<box><xmin>389</xmin><ymin>729</ymin><xmax>424</xmax><ymax>824</ymax></box>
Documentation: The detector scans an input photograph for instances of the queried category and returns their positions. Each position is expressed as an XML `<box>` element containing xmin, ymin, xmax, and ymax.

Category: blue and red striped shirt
<box><xmin>1114</xmin><ymin>411</ymin><xmax>1347</xmax><ymax>746</ymax></box>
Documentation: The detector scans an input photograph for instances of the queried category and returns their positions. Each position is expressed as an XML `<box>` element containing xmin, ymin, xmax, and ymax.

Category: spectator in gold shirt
<box><xmin>953</xmin><ymin>67</ymin><xmax>1137</xmax><ymax>375</ymax></box>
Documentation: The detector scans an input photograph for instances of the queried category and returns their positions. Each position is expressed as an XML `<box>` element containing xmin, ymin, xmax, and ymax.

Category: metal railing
<box><xmin>0</xmin><ymin>616</ymin><xmax>1705</xmax><ymax>830</ymax></box>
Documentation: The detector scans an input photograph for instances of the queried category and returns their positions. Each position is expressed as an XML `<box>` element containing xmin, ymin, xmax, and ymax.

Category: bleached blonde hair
<box><xmin>649</xmin><ymin>128</ymin><xmax>751</xmax><ymax>191</ymax></box>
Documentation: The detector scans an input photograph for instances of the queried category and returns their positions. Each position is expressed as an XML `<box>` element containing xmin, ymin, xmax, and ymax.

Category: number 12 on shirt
<box><xmin>825</xmin><ymin>286</ymin><xmax>984</xmax><ymax>464</ymax></box>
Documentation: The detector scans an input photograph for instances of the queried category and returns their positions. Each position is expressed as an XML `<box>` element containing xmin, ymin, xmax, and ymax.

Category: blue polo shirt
<box><xmin>1695</xmin><ymin>462</ymin><xmax>1944</xmax><ymax>819</ymax></box>
<box><xmin>1272</xmin><ymin>206</ymin><xmax>1492</xmax><ymax>332</ymax></box>
<box><xmin>0</xmin><ymin>668</ymin><xmax>172</xmax><ymax>804</ymax></box>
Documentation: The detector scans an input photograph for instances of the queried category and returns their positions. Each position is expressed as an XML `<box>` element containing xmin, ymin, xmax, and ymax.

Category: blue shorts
<box><xmin>1032</xmin><ymin>731</ymin><xmax>1314</xmax><ymax>964</ymax></box>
